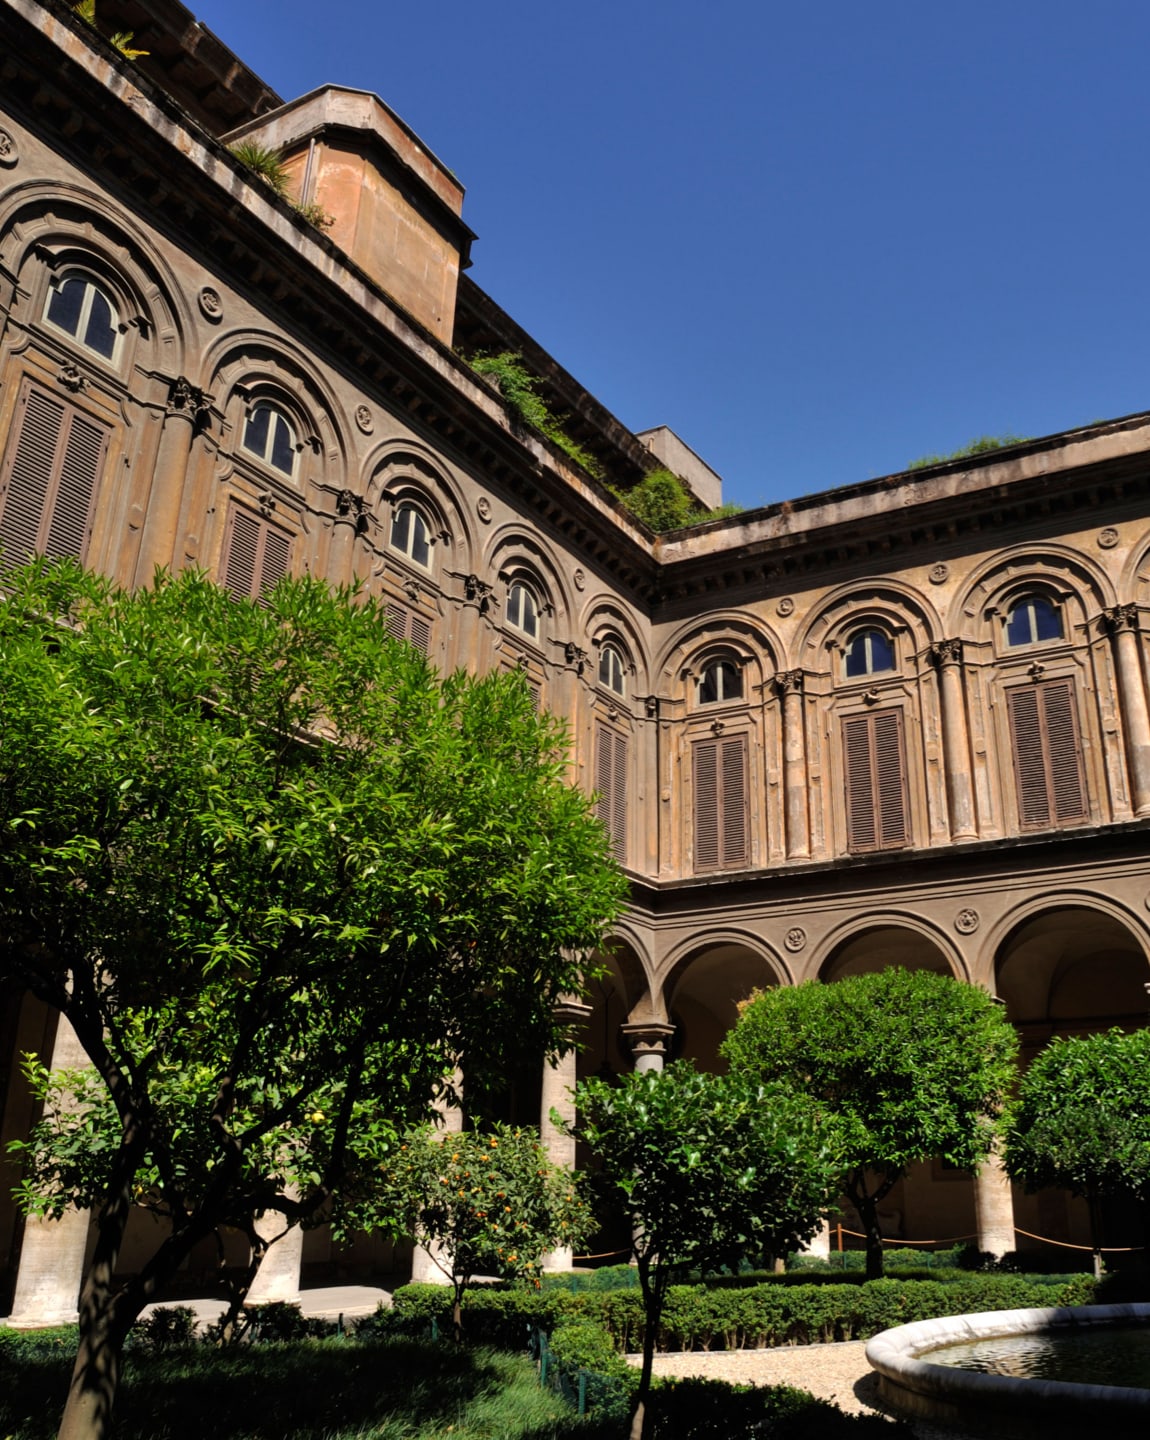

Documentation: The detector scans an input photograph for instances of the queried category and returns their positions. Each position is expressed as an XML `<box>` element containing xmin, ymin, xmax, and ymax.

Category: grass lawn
<box><xmin>0</xmin><ymin>1330</ymin><xmax>599</xmax><ymax>1440</ymax></box>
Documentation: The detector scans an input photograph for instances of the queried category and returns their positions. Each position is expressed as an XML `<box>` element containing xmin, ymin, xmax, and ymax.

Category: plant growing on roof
<box><xmin>468</xmin><ymin>352</ymin><xmax>605</xmax><ymax>479</ymax></box>
<box><xmin>72</xmin><ymin>0</ymin><xmax>148</xmax><ymax>59</ymax></box>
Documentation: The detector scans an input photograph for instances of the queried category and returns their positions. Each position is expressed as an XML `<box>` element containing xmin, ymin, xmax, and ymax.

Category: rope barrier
<box><xmin>1011</xmin><ymin>1227</ymin><xmax>1144</xmax><ymax>1253</ymax></box>
<box><xmin>835</xmin><ymin>1227</ymin><xmax>977</xmax><ymax>1247</ymax></box>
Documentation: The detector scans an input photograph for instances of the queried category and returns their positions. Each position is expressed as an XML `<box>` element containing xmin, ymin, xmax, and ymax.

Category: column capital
<box><xmin>621</xmin><ymin>1020</ymin><xmax>675</xmax><ymax>1066</ymax></box>
<box><xmin>929</xmin><ymin>637</ymin><xmax>963</xmax><ymax>668</ymax></box>
<box><xmin>553</xmin><ymin>995</ymin><xmax>593</xmax><ymax>1028</ymax></box>
<box><xmin>772</xmin><ymin>669</ymin><xmax>804</xmax><ymax>696</ymax></box>
<box><xmin>166</xmin><ymin>374</ymin><xmax>212</xmax><ymax>420</ymax></box>
<box><xmin>1104</xmin><ymin>603</ymin><xmax>1140</xmax><ymax>634</ymax></box>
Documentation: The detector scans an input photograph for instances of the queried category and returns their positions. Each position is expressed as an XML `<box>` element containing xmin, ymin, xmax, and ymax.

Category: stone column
<box><xmin>1106</xmin><ymin>605</ymin><xmax>1150</xmax><ymax>816</ymax></box>
<box><xmin>800</xmin><ymin>1220</ymin><xmax>832</xmax><ymax>1261</ymax></box>
<box><xmin>410</xmin><ymin>1074</ymin><xmax>464</xmax><ymax>1286</ymax></box>
<box><xmin>540</xmin><ymin>998</ymin><xmax>592</xmax><ymax>1273</ymax></box>
<box><xmin>8</xmin><ymin>1017</ymin><xmax>92</xmax><ymax>1328</ymax></box>
<box><xmin>621</xmin><ymin>1022</ymin><xmax>675</xmax><ymax>1075</ymax></box>
<box><xmin>245</xmin><ymin>1201</ymin><xmax>305</xmax><ymax>1306</ymax></box>
<box><xmin>326</xmin><ymin>490</ymin><xmax>367</xmax><ymax>587</ymax></box>
<box><xmin>774</xmin><ymin>671</ymin><xmax>810</xmax><ymax>859</ymax></box>
<box><xmin>134</xmin><ymin>378</ymin><xmax>209</xmax><ymax>585</ymax></box>
<box><xmin>930</xmin><ymin>639</ymin><xmax>978</xmax><ymax>841</ymax></box>
<box><xmin>974</xmin><ymin>1149</ymin><xmax>1016</xmax><ymax>1259</ymax></box>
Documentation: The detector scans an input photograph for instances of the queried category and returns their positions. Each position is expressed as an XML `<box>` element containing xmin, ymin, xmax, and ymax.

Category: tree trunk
<box><xmin>1087</xmin><ymin>1192</ymin><xmax>1104</xmax><ymax>1281</ymax></box>
<box><xmin>631</xmin><ymin>1259</ymin><xmax>663</xmax><ymax>1440</ymax></box>
<box><xmin>56</xmin><ymin>1262</ymin><xmax>131</xmax><ymax>1440</ymax></box>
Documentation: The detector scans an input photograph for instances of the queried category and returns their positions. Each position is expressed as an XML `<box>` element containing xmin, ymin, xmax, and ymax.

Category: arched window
<box><xmin>242</xmin><ymin>402</ymin><xmax>297</xmax><ymax>478</ymax></box>
<box><xmin>698</xmin><ymin>658</ymin><xmax>742</xmax><ymax>704</ymax></box>
<box><xmin>1006</xmin><ymin>596</ymin><xmax>1063</xmax><ymax>647</ymax></box>
<box><xmin>44</xmin><ymin>274</ymin><xmax>120</xmax><ymax>362</ymax></box>
<box><xmin>507</xmin><ymin>580</ymin><xmax>539</xmax><ymax>639</ymax></box>
<box><xmin>389</xmin><ymin>502</ymin><xmax>431</xmax><ymax>568</ymax></box>
<box><xmin>844</xmin><ymin>628</ymin><xmax>895</xmax><ymax>678</ymax></box>
<box><xmin>599</xmin><ymin>643</ymin><xmax>626</xmax><ymax>696</ymax></box>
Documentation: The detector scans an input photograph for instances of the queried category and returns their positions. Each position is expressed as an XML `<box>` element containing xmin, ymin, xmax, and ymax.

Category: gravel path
<box><xmin>628</xmin><ymin>1344</ymin><xmax>981</xmax><ymax>1438</ymax></box>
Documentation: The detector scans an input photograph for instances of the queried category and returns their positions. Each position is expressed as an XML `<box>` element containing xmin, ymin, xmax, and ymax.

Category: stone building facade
<box><xmin>3</xmin><ymin>0</ymin><xmax>1150</xmax><ymax>1318</ymax></box>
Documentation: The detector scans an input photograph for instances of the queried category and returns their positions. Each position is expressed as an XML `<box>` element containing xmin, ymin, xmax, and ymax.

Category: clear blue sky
<box><xmin>186</xmin><ymin>1</ymin><xmax>1150</xmax><ymax>511</ymax></box>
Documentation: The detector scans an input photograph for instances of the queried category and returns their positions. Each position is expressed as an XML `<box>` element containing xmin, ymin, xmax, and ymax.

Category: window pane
<box><xmin>409</xmin><ymin>510</ymin><xmax>430</xmax><ymax>567</ymax></box>
<box><xmin>521</xmin><ymin>588</ymin><xmax>538</xmax><ymax>637</ymax></box>
<box><xmin>390</xmin><ymin>505</ymin><xmax>412</xmax><ymax>554</ymax></box>
<box><xmin>844</xmin><ymin>632</ymin><xmax>870</xmax><ymax>677</ymax></box>
<box><xmin>699</xmin><ymin>664</ymin><xmax>719</xmax><ymax>704</ymax></box>
<box><xmin>720</xmin><ymin>661</ymin><xmax>743</xmax><ymax>699</ymax></box>
<box><xmin>868</xmin><ymin>631</ymin><xmax>895</xmax><ymax>673</ymax></box>
<box><xmin>243</xmin><ymin>405</ymin><xmax>271</xmax><ymax>459</ymax></box>
<box><xmin>1034</xmin><ymin>598</ymin><xmax>1063</xmax><ymax>642</ymax></box>
<box><xmin>83</xmin><ymin>289</ymin><xmax>117</xmax><ymax>360</ymax></box>
<box><xmin>46</xmin><ymin>277</ymin><xmax>85</xmax><ymax>337</ymax></box>
<box><xmin>269</xmin><ymin>413</ymin><xmax>295</xmax><ymax>475</ymax></box>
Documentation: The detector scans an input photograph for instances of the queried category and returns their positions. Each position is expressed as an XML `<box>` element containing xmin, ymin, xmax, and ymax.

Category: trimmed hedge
<box><xmin>387</xmin><ymin>1272</ymin><xmax>1097</xmax><ymax>1352</ymax></box>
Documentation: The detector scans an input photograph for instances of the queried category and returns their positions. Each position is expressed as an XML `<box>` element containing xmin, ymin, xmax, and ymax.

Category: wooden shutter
<box><xmin>385</xmin><ymin>603</ymin><xmax>431</xmax><ymax>655</ymax></box>
<box><xmin>842</xmin><ymin>708</ymin><xmax>908</xmax><ymax>852</ymax></box>
<box><xmin>222</xmin><ymin>505</ymin><xmax>293</xmax><ymax>603</ymax></box>
<box><xmin>693</xmin><ymin>734</ymin><xmax>748</xmax><ymax>872</ymax></box>
<box><xmin>595</xmin><ymin>726</ymin><xmax>628</xmax><ymax>863</ymax></box>
<box><xmin>0</xmin><ymin>380</ymin><xmax>107</xmax><ymax>567</ymax></box>
<box><xmin>1007</xmin><ymin>679</ymin><xmax>1087</xmax><ymax>829</ymax></box>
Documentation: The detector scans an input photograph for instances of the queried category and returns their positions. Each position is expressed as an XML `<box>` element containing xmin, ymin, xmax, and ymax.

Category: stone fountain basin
<box><xmin>865</xmin><ymin>1302</ymin><xmax>1150</xmax><ymax>1436</ymax></box>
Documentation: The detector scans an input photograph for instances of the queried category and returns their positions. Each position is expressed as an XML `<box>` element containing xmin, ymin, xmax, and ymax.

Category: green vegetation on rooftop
<box><xmin>906</xmin><ymin>434</ymin><xmax>1032</xmax><ymax>470</ymax></box>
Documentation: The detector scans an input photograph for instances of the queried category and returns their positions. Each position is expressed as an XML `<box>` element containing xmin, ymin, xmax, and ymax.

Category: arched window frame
<box><xmin>598</xmin><ymin>641</ymin><xmax>627</xmax><ymax>697</ymax></box>
<box><xmin>696</xmin><ymin>655</ymin><xmax>744</xmax><ymax>706</ymax></box>
<box><xmin>1003</xmin><ymin>594</ymin><xmax>1065</xmax><ymax>649</ymax></box>
<box><xmin>842</xmin><ymin>627</ymin><xmax>897</xmax><ymax>679</ymax></box>
<box><xmin>506</xmin><ymin>578</ymin><xmax>542</xmax><ymax>641</ymax></box>
<box><xmin>42</xmin><ymin>269</ymin><xmax>124</xmax><ymax>366</ymax></box>
<box><xmin>388</xmin><ymin>500</ymin><xmax>434</xmax><ymax>571</ymax></box>
<box><xmin>240</xmin><ymin>398</ymin><xmax>299</xmax><ymax>481</ymax></box>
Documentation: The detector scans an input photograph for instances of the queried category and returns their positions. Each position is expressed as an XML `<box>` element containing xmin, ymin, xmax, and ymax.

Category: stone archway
<box><xmin>665</xmin><ymin>940</ymin><xmax>783</xmax><ymax>1074</ymax></box>
<box><xmin>995</xmin><ymin>904</ymin><xmax>1150</xmax><ymax>1256</ymax></box>
<box><xmin>817</xmin><ymin>923</ymin><xmax>967</xmax><ymax>1253</ymax></box>
<box><xmin>819</xmin><ymin>924</ymin><xmax>956</xmax><ymax>983</ymax></box>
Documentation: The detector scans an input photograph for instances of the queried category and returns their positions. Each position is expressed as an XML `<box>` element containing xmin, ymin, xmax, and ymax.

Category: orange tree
<box><xmin>571</xmin><ymin>1063</ymin><xmax>840</xmax><ymax>1440</ymax></box>
<box><xmin>0</xmin><ymin>561</ymin><xmax>625</xmax><ymax>1440</ymax></box>
<box><xmin>371</xmin><ymin>1122</ymin><xmax>592</xmax><ymax>1336</ymax></box>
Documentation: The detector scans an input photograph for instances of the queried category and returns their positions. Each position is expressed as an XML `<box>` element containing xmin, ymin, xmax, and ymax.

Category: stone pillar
<box><xmin>974</xmin><ymin>1149</ymin><xmax>1016</xmax><ymax>1259</ymax></box>
<box><xmin>410</xmin><ymin>1074</ymin><xmax>464</xmax><ymax>1286</ymax></box>
<box><xmin>774</xmin><ymin>671</ymin><xmax>810</xmax><ymax>859</ymax></box>
<box><xmin>621</xmin><ymin>1022</ymin><xmax>675</xmax><ymax>1075</ymax></box>
<box><xmin>8</xmin><ymin>1017</ymin><xmax>92</xmax><ymax>1328</ymax></box>
<box><xmin>245</xmin><ymin>1201</ymin><xmax>305</xmax><ymax>1306</ymax></box>
<box><xmin>134</xmin><ymin>378</ymin><xmax>209</xmax><ymax>585</ymax></box>
<box><xmin>801</xmin><ymin>1219</ymin><xmax>832</xmax><ymax>1261</ymax></box>
<box><xmin>327</xmin><ymin>491</ymin><xmax>367</xmax><ymax>587</ymax></box>
<box><xmin>540</xmin><ymin>998</ymin><xmax>592</xmax><ymax>1273</ymax></box>
<box><xmin>930</xmin><ymin>639</ymin><xmax>978</xmax><ymax>841</ymax></box>
<box><xmin>1106</xmin><ymin>605</ymin><xmax>1150</xmax><ymax>816</ymax></box>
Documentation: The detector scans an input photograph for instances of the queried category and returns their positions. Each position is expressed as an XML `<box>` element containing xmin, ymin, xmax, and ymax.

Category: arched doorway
<box><xmin>995</xmin><ymin>905</ymin><xmax>1150</xmax><ymax>1255</ymax></box>
<box><xmin>665</xmin><ymin>940</ymin><xmax>782</xmax><ymax>1073</ymax></box>
<box><xmin>818</xmin><ymin>923</ymin><xmax>967</xmax><ymax>1252</ymax></box>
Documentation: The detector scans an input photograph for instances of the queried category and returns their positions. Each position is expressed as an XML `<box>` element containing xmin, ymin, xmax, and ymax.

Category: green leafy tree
<box><xmin>0</xmin><ymin>561</ymin><xmax>625</xmax><ymax>1440</ymax></box>
<box><xmin>721</xmin><ymin>969</ymin><xmax>1019</xmax><ymax>1281</ymax></box>
<box><xmin>571</xmin><ymin>1063</ymin><xmax>840</xmax><ymax>1440</ymax></box>
<box><xmin>368</xmin><ymin>1122</ymin><xmax>592</xmax><ymax>1337</ymax></box>
<box><xmin>1004</xmin><ymin>1027</ymin><xmax>1150</xmax><ymax>1276</ymax></box>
